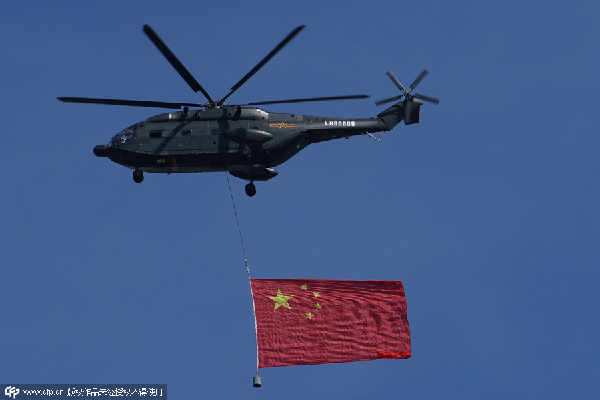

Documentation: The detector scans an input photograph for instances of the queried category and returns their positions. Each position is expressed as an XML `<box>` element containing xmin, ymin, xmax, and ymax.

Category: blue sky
<box><xmin>1</xmin><ymin>1</ymin><xmax>599</xmax><ymax>398</ymax></box>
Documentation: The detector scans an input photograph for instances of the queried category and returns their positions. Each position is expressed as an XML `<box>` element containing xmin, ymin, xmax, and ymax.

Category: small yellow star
<box><xmin>313</xmin><ymin>291</ymin><xmax>320</xmax><ymax>298</ymax></box>
<box><xmin>314</xmin><ymin>303</ymin><xmax>322</xmax><ymax>310</ymax></box>
<box><xmin>301</xmin><ymin>284</ymin><xmax>308</xmax><ymax>290</ymax></box>
<box><xmin>306</xmin><ymin>312</ymin><xmax>314</xmax><ymax>319</ymax></box>
<box><xmin>268</xmin><ymin>289</ymin><xmax>294</xmax><ymax>310</ymax></box>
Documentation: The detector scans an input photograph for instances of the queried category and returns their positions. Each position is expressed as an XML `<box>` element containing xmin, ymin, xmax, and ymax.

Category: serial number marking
<box><xmin>325</xmin><ymin>120</ymin><xmax>356</xmax><ymax>126</ymax></box>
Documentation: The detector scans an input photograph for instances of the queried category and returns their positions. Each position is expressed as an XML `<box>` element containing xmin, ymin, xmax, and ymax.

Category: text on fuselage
<box><xmin>325</xmin><ymin>120</ymin><xmax>356</xmax><ymax>127</ymax></box>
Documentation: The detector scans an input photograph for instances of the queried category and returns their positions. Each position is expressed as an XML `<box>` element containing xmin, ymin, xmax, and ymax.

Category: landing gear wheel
<box><xmin>245</xmin><ymin>182</ymin><xmax>256</xmax><ymax>197</ymax></box>
<box><xmin>133</xmin><ymin>170</ymin><xmax>144</xmax><ymax>183</ymax></box>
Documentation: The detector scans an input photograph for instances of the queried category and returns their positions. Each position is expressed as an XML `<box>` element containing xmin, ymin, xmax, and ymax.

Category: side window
<box><xmin>149</xmin><ymin>131</ymin><xmax>163</xmax><ymax>138</ymax></box>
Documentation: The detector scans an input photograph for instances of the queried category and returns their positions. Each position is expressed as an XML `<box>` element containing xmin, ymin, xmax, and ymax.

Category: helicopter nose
<box><xmin>93</xmin><ymin>145</ymin><xmax>109</xmax><ymax>157</ymax></box>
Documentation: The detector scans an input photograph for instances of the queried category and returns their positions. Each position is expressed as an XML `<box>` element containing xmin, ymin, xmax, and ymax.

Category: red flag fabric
<box><xmin>250</xmin><ymin>279</ymin><xmax>410</xmax><ymax>368</ymax></box>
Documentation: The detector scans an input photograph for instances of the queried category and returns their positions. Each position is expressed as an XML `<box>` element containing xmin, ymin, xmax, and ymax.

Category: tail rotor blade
<box><xmin>409</xmin><ymin>69</ymin><xmax>428</xmax><ymax>91</ymax></box>
<box><xmin>414</xmin><ymin>93</ymin><xmax>439</xmax><ymax>104</ymax></box>
<box><xmin>375</xmin><ymin>94</ymin><xmax>404</xmax><ymax>106</ymax></box>
<box><xmin>386</xmin><ymin>71</ymin><xmax>407</xmax><ymax>93</ymax></box>
<box><xmin>404</xmin><ymin>99</ymin><xmax>413</xmax><ymax>124</ymax></box>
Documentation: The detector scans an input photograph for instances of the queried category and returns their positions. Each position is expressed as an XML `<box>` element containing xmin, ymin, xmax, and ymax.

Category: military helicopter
<box><xmin>58</xmin><ymin>25</ymin><xmax>438</xmax><ymax>197</ymax></box>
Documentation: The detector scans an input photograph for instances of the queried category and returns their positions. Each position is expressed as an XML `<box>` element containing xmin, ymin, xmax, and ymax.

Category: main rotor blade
<box><xmin>409</xmin><ymin>69</ymin><xmax>428</xmax><ymax>91</ymax></box>
<box><xmin>413</xmin><ymin>93</ymin><xmax>440</xmax><ymax>104</ymax></box>
<box><xmin>221</xmin><ymin>25</ymin><xmax>306</xmax><ymax>103</ymax></box>
<box><xmin>242</xmin><ymin>94</ymin><xmax>369</xmax><ymax>106</ymax></box>
<box><xmin>143</xmin><ymin>25</ymin><xmax>215</xmax><ymax>104</ymax></box>
<box><xmin>375</xmin><ymin>94</ymin><xmax>404</xmax><ymax>106</ymax></box>
<box><xmin>386</xmin><ymin>71</ymin><xmax>407</xmax><ymax>93</ymax></box>
<box><xmin>58</xmin><ymin>97</ymin><xmax>201</xmax><ymax>109</ymax></box>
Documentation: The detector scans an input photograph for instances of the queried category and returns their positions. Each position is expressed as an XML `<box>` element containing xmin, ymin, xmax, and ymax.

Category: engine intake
<box><xmin>224</xmin><ymin>128</ymin><xmax>273</xmax><ymax>144</ymax></box>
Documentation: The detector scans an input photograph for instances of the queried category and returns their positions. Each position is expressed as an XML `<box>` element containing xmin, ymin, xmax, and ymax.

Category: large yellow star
<box><xmin>268</xmin><ymin>289</ymin><xmax>294</xmax><ymax>310</ymax></box>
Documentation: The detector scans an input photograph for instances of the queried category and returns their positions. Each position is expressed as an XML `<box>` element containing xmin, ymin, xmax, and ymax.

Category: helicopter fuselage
<box><xmin>96</xmin><ymin>105</ymin><xmax>394</xmax><ymax>182</ymax></box>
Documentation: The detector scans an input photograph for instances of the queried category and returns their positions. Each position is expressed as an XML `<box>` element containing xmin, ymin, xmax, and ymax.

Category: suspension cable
<box><xmin>226</xmin><ymin>172</ymin><xmax>260</xmax><ymax>376</ymax></box>
<box><xmin>226</xmin><ymin>172</ymin><xmax>247</xmax><ymax>267</ymax></box>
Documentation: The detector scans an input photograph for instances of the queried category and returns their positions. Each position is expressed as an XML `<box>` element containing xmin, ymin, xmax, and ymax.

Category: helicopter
<box><xmin>58</xmin><ymin>25</ymin><xmax>438</xmax><ymax>197</ymax></box>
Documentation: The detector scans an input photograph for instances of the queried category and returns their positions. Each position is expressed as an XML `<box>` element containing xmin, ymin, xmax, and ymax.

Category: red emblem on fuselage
<box><xmin>270</xmin><ymin>122</ymin><xmax>296</xmax><ymax>129</ymax></box>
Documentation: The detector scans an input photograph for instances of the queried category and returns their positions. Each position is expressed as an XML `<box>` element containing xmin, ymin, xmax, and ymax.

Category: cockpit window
<box><xmin>110</xmin><ymin>125</ymin><xmax>136</xmax><ymax>147</ymax></box>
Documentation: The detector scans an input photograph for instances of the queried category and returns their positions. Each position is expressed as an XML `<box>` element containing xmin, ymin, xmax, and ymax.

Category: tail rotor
<box><xmin>375</xmin><ymin>69</ymin><xmax>439</xmax><ymax>124</ymax></box>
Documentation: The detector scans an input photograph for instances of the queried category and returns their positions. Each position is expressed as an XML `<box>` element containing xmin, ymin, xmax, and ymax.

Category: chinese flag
<box><xmin>250</xmin><ymin>279</ymin><xmax>410</xmax><ymax>368</ymax></box>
